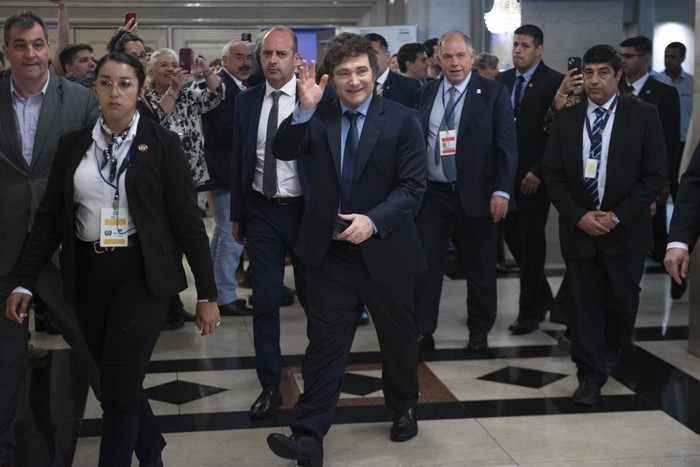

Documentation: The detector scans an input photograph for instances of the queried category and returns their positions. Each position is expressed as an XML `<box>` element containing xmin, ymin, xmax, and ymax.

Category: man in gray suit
<box><xmin>0</xmin><ymin>11</ymin><xmax>100</xmax><ymax>466</ymax></box>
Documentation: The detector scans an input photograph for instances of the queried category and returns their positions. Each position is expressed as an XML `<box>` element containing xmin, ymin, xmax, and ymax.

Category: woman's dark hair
<box><xmin>94</xmin><ymin>52</ymin><xmax>146</xmax><ymax>88</ymax></box>
<box><xmin>107</xmin><ymin>31</ymin><xmax>144</xmax><ymax>54</ymax></box>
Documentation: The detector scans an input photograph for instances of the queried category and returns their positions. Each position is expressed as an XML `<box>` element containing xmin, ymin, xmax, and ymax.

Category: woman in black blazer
<box><xmin>5</xmin><ymin>53</ymin><xmax>220</xmax><ymax>467</ymax></box>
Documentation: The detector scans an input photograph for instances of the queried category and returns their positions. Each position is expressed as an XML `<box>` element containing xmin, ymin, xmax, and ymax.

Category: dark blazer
<box><xmin>496</xmin><ymin>61</ymin><xmax>563</xmax><ymax>180</ymax></box>
<box><xmin>230</xmin><ymin>83</ymin><xmax>311</xmax><ymax>232</ymax></box>
<box><xmin>202</xmin><ymin>69</ymin><xmax>243</xmax><ymax>190</ymax></box>
<box><xmin>16</xmin><ymin>116</ymin><xmax>217</xmax><ymax>305</ymax></box>
<box><xmin>273</xmin><ymin>95</ymin><xmax>427</xmax><ymax>285</ymax></box>
<box><xmin>0</xmin><ymin>72</ymin><xmax>99</xmax><ymax>275</ymax></box>
<box><xmin>416</xmin><ymin>75</ymin><xmax>518</xmax><ymax>217</ymax></box>
<box><xmin>621</xmin><ymin>76</ymin><xmax>680</xmax><ymax>183</ymax></box>
<box><xmin>668</xmin><ymin>144</ymin><xmax>700</xmax><ymax>248</ymax></box>
<box><xmin>543</xmin><ymin>95</ymin><xmax>667</xmax><ymax>259</ymax></box>
<box><xmin>380</xmin><ymin>71</ymin><xmax>422</xmax><ymax>108</ymax></box>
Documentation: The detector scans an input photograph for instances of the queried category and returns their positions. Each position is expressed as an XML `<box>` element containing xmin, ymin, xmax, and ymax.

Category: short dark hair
<box><xmin>59</xmin><ymin>43</ymin><xmax>93</xmax><ymax>72</ymax></box>
<box><xmin>364</xmin><ymin>33</ymin><xmax>388</xmax><ymax>51</ymax></box>
<box><xmin>108</xmin><ymin>31</ymin><xmax>144</xmax><ymax>54</ymax></box>
<box><xmin>397</xmin><ymin>43</ymin><xmax>426</xmax><ymax>73</ymax></box>
<box><xmin>583</xmin><ymin>44</ymin><xmax>622</xmax><ymax>73</ymax></box>
<box><xmin>619</xmin><ymin>36</ymin><xmax>652</xmax><ymax>55</ymax></box>
<box><xmin>423</xmin><ymin>38</ymin><xmax>438</xmax><ymax>57</ymax></box>
<box><xmin>4</xmin><ymin>10</ymin><xmax>48</xmax><ymax>45</ymax></box>
<box><xmin>323</xmin><ymin>32</ymin><xmax>378</xmax><ymax>86</ymax></box>
<box><xmin>666</xmin><ymin>41</ymin><xmax>687</xmax><ymax>59</ymax></box>
<box><xmin>95</xmin><ymin>52</ymin><xmax>146</xmax><ymax>88</ymax></box>
<box><xmin>514</xmin><ymin>24</ymin><xmax>544</xmax><ymax>46</ymax></box>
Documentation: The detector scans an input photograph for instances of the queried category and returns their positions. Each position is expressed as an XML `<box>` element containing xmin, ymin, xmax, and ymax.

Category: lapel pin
<box><xmin>528</xmin><ymin>83</ymin><xmax>534</xmax><ymax>88</ymax></box>
<box><xmin>138</xmin><ymin>144</ymin><xmax>148</xmax><ymax>152</ymax></box>
<box><xmin>645</xmin><ymin>90</ymin><xmax>651</xmax><ymax>95</ymax></box>
<box><xmin>476</xmin><ymin>89</ymin><xmax>482</xmax><ymax>94</ymax></box>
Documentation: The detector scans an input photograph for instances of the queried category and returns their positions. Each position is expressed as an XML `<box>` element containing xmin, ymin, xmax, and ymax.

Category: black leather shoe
<box><xmin>281</xmin><ymin>287</ymin><xmax>296</xmax><ymax>307</ymax></box>
<box><xmin>467</xmin><ymin>333</ymin><xmax>488</xmax><ymax>353</ymax></box>
<box><xmin>390</xmin><ymin>408</ymin><xmax>418</xmax><ymax>442</ymax></box>
<box><xmin>219</xmin><ymin>299</ymin><xmax>253</xmax><ymax>316</ymax></box>
<box><xmin>250</xmin><ymin>386</ymin><xmax>282</xmax><ymax>419</ymax></box>
<box><xmin>671</xmin><ymin>277</ymin><xmax>688</xmax><ymax>300</ymax></box>
<box><xmin>572</xmin><ymin>381</ymin><xmax>600</xmax><ymax>406</ymax></box>
<box><xmin>267</xmin><ymin>433</ymin><xmax>323</xmax><ymax>466</ymax></box>
<box><xmin>358</xmin><ymin>308</ymin><xmax>370</xmax><ymax>326</ymax></box>
<box><xmin>417</xmin><ymin>333</ymin><xmax>435</xmax><ymax>353</ymax></box>
<box><xmin>508</xmin><ymin>317</ymin><xmax>540</xmax><ymax>335</ymax></box>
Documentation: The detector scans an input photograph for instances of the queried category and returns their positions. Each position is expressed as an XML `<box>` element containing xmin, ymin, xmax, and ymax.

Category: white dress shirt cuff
<box><xmin>667</xmin><ymin>242</ymin><xmax>689</xmax><ymax>251</ymax></box>
<box><xmin>292</xmin><ymin>104</ymin><xmax>316</xmax><ymax>124</ymax></box>
<box><xmin>492</xmin><ymin>191</ymin><xmax>510</xmax><ymax>200</ymax></box>
<box><xmin>12</xmin><ymin>287</ymin><xmax>32</xmax><ymax>297</ymax></box>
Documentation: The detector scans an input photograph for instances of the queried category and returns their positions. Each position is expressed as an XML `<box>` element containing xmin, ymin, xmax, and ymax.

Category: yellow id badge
<box><xmin>100</xmin><ymin>207</ymin><xmax>129</xmax><ymax>247</ymax></box>
<box><xmin>584</xmin><ymin>158</ymin><xmax>598</xmax><ymax>179</ymax></box>
<box><xmin>439</xmin><ymin>129</ymin><xmax>457</xmax><ymax>156</ymax></box>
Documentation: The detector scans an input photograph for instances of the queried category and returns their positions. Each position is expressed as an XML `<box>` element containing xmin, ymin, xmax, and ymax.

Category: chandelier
<box><xmin>484</xmin><ymin>0</ymin><xmax>522</xmax><ymax>34</ymax></box>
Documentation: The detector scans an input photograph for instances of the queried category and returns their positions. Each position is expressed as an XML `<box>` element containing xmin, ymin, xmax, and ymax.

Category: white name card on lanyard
<box><xmin>97</xmin><ymin>149</ymin><xmax>132</xmax><ymax>247</ymax></box>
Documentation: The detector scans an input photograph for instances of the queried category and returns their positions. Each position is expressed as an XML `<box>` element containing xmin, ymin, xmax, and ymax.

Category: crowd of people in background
<box><xmin>0</xmin><ymin>1</ymin><xmax>695</xmax><ymax>465</ymax></box>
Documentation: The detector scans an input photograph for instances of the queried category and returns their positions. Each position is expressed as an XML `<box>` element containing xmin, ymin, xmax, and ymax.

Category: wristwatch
<box><xmin>611</xmin><ymin>212</ymin><xmax>620</xmax><ymax>225</ymax></box>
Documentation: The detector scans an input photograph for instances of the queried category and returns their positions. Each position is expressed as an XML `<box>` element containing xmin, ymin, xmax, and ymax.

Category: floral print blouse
<box><xmin>146</xmin><ymin>82</ymin><xmax>224</xmax><ymax>188</ymax></box>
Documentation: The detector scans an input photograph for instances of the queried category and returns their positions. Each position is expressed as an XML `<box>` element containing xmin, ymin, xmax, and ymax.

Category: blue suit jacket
<box><xmin>380</xmin><ymin>71</ymin><xmax>422</xmax><ymax>108</ymax></box>
<box><xmin>273</xmin><ymin>95</ymin><xmax>427</xmax><ymax>284</ymax></box>
<box><xmin>230</xmin><ymin>83</ymin><xmax>311</xmax><ymax>232</ymax></box>
<box><xmin>202</xmin><ymin>69</ymin><xmax>243</xmax><ymax>190</ymax></box>
<box><xmin>416</xmin><ymin>75</ymin><xmax>518</xmax><ymax>218</ymax></box>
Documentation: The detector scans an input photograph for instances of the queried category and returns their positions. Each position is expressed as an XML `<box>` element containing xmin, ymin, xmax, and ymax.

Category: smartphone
<box><xmin>124</xmin><ymin>12</ymin><xmax>136</xmax><ymax>26</ymax></box>
<box><xmin>332</xmin><ymin>217</ymin><xmax>351</xmax><ymax>238</ymax></box>
<box><xmin>179</xmin><ymin>48</ymin><xmax>193</xmax><ymax>72</ymax></box>
<box><xmin>567</xmin><ymin>56</ymin><xmax>582</xmax><ymax>72</ymax></box>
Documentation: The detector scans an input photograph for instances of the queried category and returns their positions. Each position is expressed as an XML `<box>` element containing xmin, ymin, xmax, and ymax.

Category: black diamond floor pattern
<box><xmin>145</xmin><ymin>379</ymin><xmax>227</xmax><ymax>405</ymax></box>
<box><xmin>478</xmin><ymin>366</ymin><xmax>569</xmax><ymax>389</ymax></box>
<box><xmin>342</xmin><ymin>372</ymin><xmax>383</xmax><ymax>396</ymax></box>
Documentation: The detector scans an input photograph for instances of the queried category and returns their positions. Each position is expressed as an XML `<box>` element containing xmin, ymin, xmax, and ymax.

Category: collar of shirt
<box><xmin>10</xmin><ymin>71</ymin><xmax>50</xmax><ymax>101</ymax></box>
<box><xmin>91</xmin><ymin>112</ymin><xmax>140</xmax><ymax>154</ymax></box>
<box><xmin>586</xmin><ymin>94</ymin><xmax>618</xmax><ymax>115</ymax></box>
<box><xmin>265</xmin><ymin>76</ymin><xmax>297</xmax><ymax>100</ymax></box>
<box><xmin>627</xmin><ymin>72</ymin><xmax>650</xmax><ymax>94</ymax></box>
<box><xmin>515</xmin><ymin>60</ymin><xmax>539</xmax><ymax>84</ymax></box>
<box><xmin>376</xmin><ymin>67</ymin><xmax>390</xmax><ymax>87</ymax></box>
<box><xmin>340</xmin><ymin>93</ymin><xmax>372</xmax><ymax>117</ymax></box>
<box><xmin>222</xmin><ymin>68</ymin><xmax>244</xmax><ymax>90</ymax></box>
<box><xmin>443</xmin><ymin>72</ymin><xmax>471</xmax><ymax>97</ymax></box>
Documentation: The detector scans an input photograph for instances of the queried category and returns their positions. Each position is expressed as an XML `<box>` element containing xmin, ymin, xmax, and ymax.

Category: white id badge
<box><xmin>584</xmin><ymin>158</ymin><xmax>598</xmax><ymax>179</ymax></box>
<box><xmin>439</xmin><ymin>129</ymin><xmax>457</xmax><ymax>156</ymax></box>
<box><xmin>100</xmin><ymin>207</ymin><xmax>129</xmax><ymax>247</ymax></box>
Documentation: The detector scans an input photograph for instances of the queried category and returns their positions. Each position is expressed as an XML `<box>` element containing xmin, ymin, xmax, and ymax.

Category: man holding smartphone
<box><xmin>496</xmin><ymin>24</ymin><xmax>563</xmax><ymax>335</ymax></box>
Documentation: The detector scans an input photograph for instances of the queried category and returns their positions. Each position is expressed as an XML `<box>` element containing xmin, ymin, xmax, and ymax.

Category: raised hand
<box><xmin>297</xmin><ymin>59</ymin><xmax>328</xmax><ymax>111</ymax></box>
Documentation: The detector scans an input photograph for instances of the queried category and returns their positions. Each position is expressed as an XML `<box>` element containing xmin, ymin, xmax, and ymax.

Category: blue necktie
<box><xmin>341</xmin><ymin>111</ymin><xmax>359</xmax><ymax>214</ymax></box>
<box><xmin>263</xmin><ymin>91</ymin><xmax>281</xmax><ymax>199</ymax></box>
<box><xmin>435</xmin><ymin>86</ymin><xmax>458</xmax><ymax>181</ymax></box>
<box><xmin>513</xmin><ymin>75</ymin><xmax>525</xmax><ymax>118</ymax></box>
<box><xmin>585</xmin><ymin>107</ymin><xmax>607</xmax><ymax>206</ymax></box>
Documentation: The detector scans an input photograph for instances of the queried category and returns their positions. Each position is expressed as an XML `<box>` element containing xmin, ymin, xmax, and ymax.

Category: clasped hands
<box><xmin>576</xmin><ymin>210</ymin><xmax>618</xmax><ymax>236</ymax></box>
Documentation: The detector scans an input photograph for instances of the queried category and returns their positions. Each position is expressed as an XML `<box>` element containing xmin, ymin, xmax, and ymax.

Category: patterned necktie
<box><xmin>99</xmin><ymin>116</ymin><xmax>132</xmax><ymax>183</ymax></box>
<box><xmin>375</xmin><ymin>81</ymin><xmax>383</xmax><ymax>96</ymax></box>
<box><xmin>435</xmin><ymin>86</ymin><xmax>458</xmax><ymax>181</ymax></box>
<box><xmin>341</xmin><ymin>111</ymin><xmax>359</xmax><ymax>214</ymax></box>
<box><xmin>241</xmin><ymin>80</ymin><xmax>250</xmax><ymax>89</ymax></box>
<box><xmin>513</xmin><ymin>75</ymin><xmax>526</xmax><ymax>117</ymax></box>
<box><xmin>263</xmin><ymin>90</ymin><xmax>281</xmax><ymax>199</ymax></box>
<box><xmin>584</xmin><ymin>107</ymin><xmax>608</xmax><ymax>206</ymax></box>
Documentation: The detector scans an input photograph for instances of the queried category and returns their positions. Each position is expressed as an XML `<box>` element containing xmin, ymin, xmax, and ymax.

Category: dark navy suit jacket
<box><xmin>380</xmin><ymin>71</ymin><xmax>422</xmax><ymax>108</ymax></box>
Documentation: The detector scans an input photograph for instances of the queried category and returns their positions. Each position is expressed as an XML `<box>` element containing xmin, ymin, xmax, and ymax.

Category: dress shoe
<box><xmin>267</xmin><ymin>432</ymin><xmax>323</xmax><ymax>467</ymax></box>
<box><xmin>219</xmin><ymin>299</ymin><xmax>253</xmax><ymax>316</ymax></box>
<box><xmin>572</xmin><ymin>381</ymin><xmax>600</xmax><ymax>406</ymax></box>
<box><xmin>467</xmin><ymin>333</ymin><xmax>488</xmax><ymax>353</ymax></box>
<box><xmin>671</xmin><ymin>277</ymin><xmax>688</xmax><ymax>300</ymax></box>
<box><xmin>390</xmin><ymin>408</ymin><xmax>418</xmax><ymax>442</ymax></box>
<box><xmin>250</xmin><ymin>386</ymin><xmax>282</xmax><ymax>419</ymax></box>
<box><xmin>508</xmin><ymin>317</ymin><xmax>540</xmax><ymax>335</ymax></box>
<box><xmin>358</xmin><ymin>308</ymin><xmax>370</xmax><ymax>326</ymax></box>
<box><xmin>417</xmin><ymin>333</ymin><xmax>435</xmax><ymax>353</ymax></box>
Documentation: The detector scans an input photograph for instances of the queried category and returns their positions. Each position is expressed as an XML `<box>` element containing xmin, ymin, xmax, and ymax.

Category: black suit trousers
<box><xmin>501</xmin><ymin>188</ymin><xmax>553</xmax><ymax>319</ymax></box>
<box><xmin>291</xmin><ymin>243</ymin><xmax>418</xmax><ymax>440</ymax></box>
<box><xmin>413</xmin><ymin>181</ymin><xmax>498</xmax><ymax>335</ymax></box>
<box><xmin>565</xmin><ymin>253</ymin><xmax>645</xmax><ymax>386</ymax></box>
<box><xmin>74</xmin><ymin>241</ymin><xmax>168</xmax><ymax>467</ymax></box>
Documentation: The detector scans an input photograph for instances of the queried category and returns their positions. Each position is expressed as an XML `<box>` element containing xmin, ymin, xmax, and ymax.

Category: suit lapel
<box><xmin>31</xmin><ymin>72</ymin><xmax>62</xmax><ymax>169</ymax></box>
<box><xmin>354</xmin><ymin>96</ymin><xmax>384</xmax><ymax>187</ymax></box>
<box><xmin>602</xmin><ymin>95</ymin><xmax>628</xmax><ymax>197</ymax></box>
<box><xmin>420</xmin><ymin>80</ymin><xmax>440</xmax><ymax>138</ymax></box>
<box><xmin>247</xmin><ymin>86</ymin><xmax>264</xmax><ymax>160</ymax></box>
<box><xmin>125</xmin><ymin>118</ymin><xmax>156</xmax><ymax>191</ymax></box>
<box><xmin>322</xmin><ymin>99</ymin><xmax>343</xmax><ymax>180</ymax></box>
<box><xmin>457</xmin><ymin>75</ymin><xmax>483</xmax><ymax>139</ymax></box>
<box><xmin>0</xmin><ymin>78</ymin><xmax>24</xmax><ymax>167</ymax></box>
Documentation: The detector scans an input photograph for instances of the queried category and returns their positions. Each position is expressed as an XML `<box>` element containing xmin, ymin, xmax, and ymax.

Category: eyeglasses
<box><xmin>619</xmin><ymin>53</ymin><xmax>645</xmax><ymax>59</ymax></box>
<box><xmin>96</xmin><ymin>78</ymin><xmax>137</xmax><ymax>93</ymax></box>
<box><xmin>130</xmin><ymin>52</ymin><xmax>149</xmax><ymax>61</ymax></box>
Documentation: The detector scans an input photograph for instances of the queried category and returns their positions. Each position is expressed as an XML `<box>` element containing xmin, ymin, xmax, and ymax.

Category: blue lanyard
<box><xmin>585</xmin><ymin>95</ymin><xmax>618</xmax><ymax>143</ymax></box>
<box><xmin>96</xmin><ymin>148</ymin><xmax>132</xmax><ymax>209</ymax></box>
<box><xmin>441</xmin><ymin>83</ymin><xmax>466</xmax><ymax>128</ymax></box>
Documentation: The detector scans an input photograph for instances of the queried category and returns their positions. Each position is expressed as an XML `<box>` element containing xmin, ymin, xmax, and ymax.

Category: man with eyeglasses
<box><xmin>619</xmin><ymin>36</ymin><xmax>680</xmax><ymax>268</ymax></box>
<box><xmin>0</xmin><ymin>10</ymin><xmax>100</xmax><ymax>467</ymax></box>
